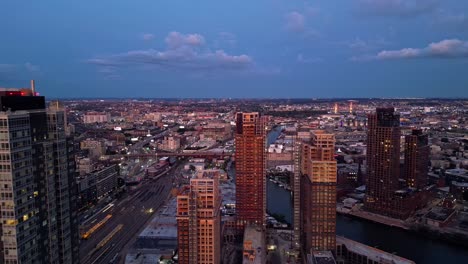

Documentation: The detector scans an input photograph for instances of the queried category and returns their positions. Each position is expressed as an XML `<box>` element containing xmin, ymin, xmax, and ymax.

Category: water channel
<box><xmin>266</xmin><ymin>126</ymin><xmax>468</xmax><ymax>264</ymax></box>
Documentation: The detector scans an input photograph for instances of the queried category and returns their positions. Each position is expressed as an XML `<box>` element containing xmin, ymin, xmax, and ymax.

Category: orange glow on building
<box><xmin>177</xmin><ymin>171</ymin><xmax>221</xmax><ymax>264</ymax></box>
<box><xmin>301</xmin><ymin>131</ymin><xmax>337</xmax><ymax>253</ymax></box>
<box><xmin>235</xmin><ymin>112</ymin><xmax>267</xmax><ymax>228</ymax></box>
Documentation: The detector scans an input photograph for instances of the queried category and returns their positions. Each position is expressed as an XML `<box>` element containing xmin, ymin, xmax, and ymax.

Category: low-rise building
<box><xmin>159</xmin><ymin>135</ymin><xmax>181</xmax><ymax>152</ymax></box>
<box><xmin>83</xmin><ymin>111</ymin><xmax>111</xmax><ymax>123</ymax></box>
<box><xmin>445</xmin><ymin>169</ymin><xmax>468</xmax><ymax>200</ymax></box>
<box><xmin>201</xmin><ymin>122</ymin><xmax>232</xmax><ymax>141</ymax></box>
<box><xmin>80</xmin><ymin>138</ymin><xmax>107</xmax><ymax>158</ymax></box>
<box><xmin>77</xmin><ymin>157</ymin><xmax>95</xmax><ymax>175</ymax></box>
<box><xmin>424</xmin><ymin>207</ymin><xmax>456</xmax><ymax>228</ymax></box>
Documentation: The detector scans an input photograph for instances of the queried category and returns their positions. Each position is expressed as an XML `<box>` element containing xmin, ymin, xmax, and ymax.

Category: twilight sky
<box><xmin>1</xmin><ymin>0</ymin><xmax>467</xmax><ymax>98</ymax></box>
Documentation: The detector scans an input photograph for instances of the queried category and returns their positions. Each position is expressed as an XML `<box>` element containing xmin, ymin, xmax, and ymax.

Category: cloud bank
<box><xmin>378</xmin><ymin>39</ymin><xmax>468</xmax><ymax>59</ymax></box>
<box><xmin>353</xmin><ymin>39</ymin><xmax>468</xmax><ymax>61</ymax></box>
<box><xmin>88</xmin><ymin>32</ymin><xmax>253</xmax><ymax>74</ymax></box>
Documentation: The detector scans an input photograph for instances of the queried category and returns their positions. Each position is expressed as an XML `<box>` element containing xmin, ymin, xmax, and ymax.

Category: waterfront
<box><xmin>267</xmin><ymin>125</ymin><xmax>283</xmax><ymax>146</ymax></box>
<box><xmin>225</xmin><ymin>122</ymin><xmax>468</xmax><ymax>263</ymax></box>
<box><xmin>266</xmin><ymin>127</ymin><xmax>468</xmax><ymax>264</ymax></box>
<box><xmin>267</xmin><ymin>180</ymin><xmax>468</xmax><ymax>264</ymax></box>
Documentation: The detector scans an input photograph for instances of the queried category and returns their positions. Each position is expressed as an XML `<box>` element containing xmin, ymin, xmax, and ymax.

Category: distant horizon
<box><xmin>1</xmin><ymin>84</ymin><xmax>467</xmax><ymax>100</ymax></box>
<box><xmin>46</xmin><ymin>96</ymin><xmax>468</xmax><ymax>100</ymax></box>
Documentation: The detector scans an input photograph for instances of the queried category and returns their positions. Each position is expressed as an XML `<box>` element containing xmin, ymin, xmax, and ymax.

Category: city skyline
<box><xmin>1</xmin><ymin>1</ymin><xmax>467</xmax><ymax>263</ymax></box>
<box><xmin>0</xmin><ymin>85</ymin><xmax>466</xmax><ymax>263</ymax></box>
<box><xmin>1</xmin><ymin>0</ymin><xmax>468</xmax><ymax>98</ymax></box>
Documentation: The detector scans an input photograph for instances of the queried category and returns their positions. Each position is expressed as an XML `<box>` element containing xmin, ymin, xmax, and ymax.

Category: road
<box><xmin>79</xmin><ymin>166</ymin><xmax>174</xmax><ymax>264</ymax></box>
<box><xmin>128</xmin><ymin>126</ymin><xmax>175</xmax><ymax>153</ymax></box>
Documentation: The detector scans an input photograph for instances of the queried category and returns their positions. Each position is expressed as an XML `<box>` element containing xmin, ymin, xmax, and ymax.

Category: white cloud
<box><xmin>427</xmin><ymin>39</ymin><xmax>468</xmax><ymax>57</ymax></box>
<box><xmin>88</xmin><ymin>32</ymin><xmax>253</xmax><ymax>74</ymax></box>
<box><xmin>377</xmin><ymin>48</ymin><xmax>422</xmax><ymax>59</ymax></box>
<box><xmin>349</xmin><ymin>38</ymin><xmax>370</xmax><ymax>51</ymax></box>
<box><xmin>354</xmin><ymin>39</ymin><xmax>468</xmax><ymax>61</ymax></box>
<box><xmin>165</xmin><ymin>31</ymin><xmax>205</xmax><ymax>49</ymax></box>
<box><xmin>335</xmin><ymin>37</ymin><xmax>392</xmax><ymax>54</ymax></box>
<box><xmin>142</xmin><ymin>33</ymin><xmax>156</xmax><ymax>41</ymax></box>
<box><xmin>285</xmin><ymin>12</ymin><xmax>306</xmax><ymax>32</ymax></box>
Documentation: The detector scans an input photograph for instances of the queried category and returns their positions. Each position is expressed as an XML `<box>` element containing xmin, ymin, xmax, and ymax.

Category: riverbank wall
<box><xmin>338</xmin><ymin>209</ymin><xmax>468</xmax><ymax>249</ymax></box>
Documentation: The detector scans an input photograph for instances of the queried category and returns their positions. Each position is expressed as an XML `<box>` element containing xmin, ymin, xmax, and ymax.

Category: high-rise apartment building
<box><xmin>301</xmin><ymin>131</ymin><xmax>337</xmax><ymax>253</ymax></box>
<box><xmin>235</xmin><ymin>112</ymin><xmax>266</xmax><ymax>228</ymax></box>
<box><xmin>404</xmin><ymin>129</ymin><xmax>429</xmax><ymax>189</ymax></box>
<box><xmin>177</xmin><ymin>170</ymin><xmax>221</xmax><ymax>264</ymax></box>
<box><xmin>0</xmin><ymin>84</ymin><xmax>79</xmax><ymax>264</ymax></box>
<box><xmin>292</xmin><ymin>137</ymin><xmax>301</xmax><ymax>253</ymax></box>
<box><xmin>365</xmin><ymin>108</ymin><xmax>401</xmax><ymax>215</ymax></box>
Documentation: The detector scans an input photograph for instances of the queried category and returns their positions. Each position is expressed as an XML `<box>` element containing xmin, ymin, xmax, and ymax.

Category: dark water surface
<box><xmin>267</xmin><ymin>176</ymin><xmax>468</xmax><ymax>264</ymax></box>
<box><xmin>265</xmin><ymin>127</ymin><xmax>468</xmax><ymax>264</ymax></box>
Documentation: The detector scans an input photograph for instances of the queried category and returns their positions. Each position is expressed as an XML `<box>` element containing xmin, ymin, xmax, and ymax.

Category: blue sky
<box><xmin>0</xmin><ymin>0</ymin><xmax>467</xmax><ymax>98</ymax></box>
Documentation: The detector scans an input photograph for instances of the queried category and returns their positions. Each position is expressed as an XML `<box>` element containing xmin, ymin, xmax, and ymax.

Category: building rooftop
<box><xmin>125</xmin><ymin>250</ymin><xmax>175</xmax><ymax>264</ymax></box>
<box><xmin>337</xmin><ymin>236</ymin><xmax>415</xmax><ymax>264</ymax></box>
<box><xmin>242</xmin><ymin>225</ymin><xmax>265</xmax><ymax>264</ymax></box>
<box><xmin>446</xmin><ymin>169</ymin><xmax>468</xmax><ymax>180</ymax></box>
<box><xmin>125</xmin><ymin>253</ymin><xmax>161</xmax><ymax>264</ymax></box>
<box><xmin>308</xmin><ymin>251</ymin><xmax>336</xmax><ymax>264</ymax></box>
<box><xmin>425</xmin><ymin>207</ymin><xmax>455</xmax><ymax>222</ymax></box>
<box><xmin>126</xmin><ymin>199</ymin><xmax>178</xmax><ymax>263</ymax></box>
<box><xmin>139</xmin><ymin>198</ymin><xmax>177</xmax><ymax>240</ymax></box>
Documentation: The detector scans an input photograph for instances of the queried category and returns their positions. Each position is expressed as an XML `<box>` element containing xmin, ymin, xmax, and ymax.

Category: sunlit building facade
<box><xmin>301</xmin><ymin>131</ymin><xmax>337</xmax><ymax>253</ymax></box>
<box><xmin>235</xmin><ymin>112</ymin><xmax>266</xmax><ymax>228</ymax></box>
<box><xmin>177</xmin><ymin>171</ymin><xmax>221</xmax><ymax>264</ymax></box>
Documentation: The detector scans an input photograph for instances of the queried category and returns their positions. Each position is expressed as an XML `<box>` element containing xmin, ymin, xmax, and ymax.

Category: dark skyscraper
<box><xmin>404</xmin><ymin>129</ymin><xmax>430</xmax><ymax>189</ymax></box>
<box><xmin>0</xmin><ymin>84</ymin><xmax>78</xmax><ymax>264</ymax></box>
<box><xmin>235</xmin><ymin>112</ymin><xmax>266</xmax><ymax>228</ymax></box>
<box><xmin>301</xmin><ymin>131</ymin><xmax>337</xmax><ymax>253</ymax></box>
<box><xmin>365</xmin><ymin>108</ymin><xmax>401</xmax><ymax>216</ymax></box>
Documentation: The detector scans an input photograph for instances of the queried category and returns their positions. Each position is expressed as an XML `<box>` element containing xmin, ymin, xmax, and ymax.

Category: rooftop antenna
<box><xmin>30</xmin><ymin>80</ymin><xmax>36</xmax><ymax>96</ymax></box>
